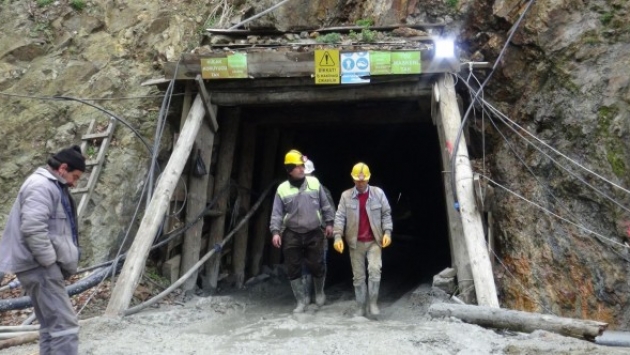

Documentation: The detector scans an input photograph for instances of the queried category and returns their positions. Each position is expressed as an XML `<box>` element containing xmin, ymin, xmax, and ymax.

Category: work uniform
<box><xmin>0</xmin><ymin>167</ymin><xmax>80</xmax><ymax>354</ymax></box>
<box><xmin>270</xmin><ymin>176</ymin><xmax>335</xmax><ymax>280</ymax></box>
<box><xmin>334</xmin><ymin>184</ymin><xmax>392</xmax><ymax>316</ymax></box>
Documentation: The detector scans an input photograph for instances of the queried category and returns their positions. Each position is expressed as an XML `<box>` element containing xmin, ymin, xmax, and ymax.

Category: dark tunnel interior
<box><xmin>246</xmin><ymin>101</ymin><xmax>452</xmax><ymax>298</ymax></box>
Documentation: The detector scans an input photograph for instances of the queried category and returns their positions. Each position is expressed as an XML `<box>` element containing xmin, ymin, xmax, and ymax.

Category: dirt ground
<box><xmin>1</xmin><ymin>275</ymin><xmax>628</xmax><ymax>355</ymax></box>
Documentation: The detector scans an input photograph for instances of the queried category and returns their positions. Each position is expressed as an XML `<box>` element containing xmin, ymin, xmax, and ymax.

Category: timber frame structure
<box><xmin>105</xmin><ymin>24</ymin><xmax>500</xmax><ymax>317</ymax></box>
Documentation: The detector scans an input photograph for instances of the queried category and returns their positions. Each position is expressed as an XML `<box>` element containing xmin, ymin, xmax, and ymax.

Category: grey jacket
<box><xmin>0</xmin><ymin>167</ymin><xmax>79</xmax><ymax>274</ymax></box>
<box><xmin>333</xmin><ymin>185</ymin><xmax>393</xmax><ymax>249</ymax></box>
<box><xmin>270</xmin><ymin>176</ymin><xmax>335</xmax><ymax>235</ymax></box>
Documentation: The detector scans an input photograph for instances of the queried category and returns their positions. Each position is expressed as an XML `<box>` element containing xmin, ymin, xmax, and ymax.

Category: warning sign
<box><xmin>314</xmin><ymin>50</ymin><xmax>340</xmax><ymax>84</ymax></box>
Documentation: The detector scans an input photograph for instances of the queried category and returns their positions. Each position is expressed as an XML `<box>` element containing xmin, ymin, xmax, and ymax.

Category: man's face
<box><xmin>59</xmin><ymin>164</ymin><xmax>83</xmax><ymax>188</ymax></box>
<box><xmin>289</xmin><ymin>164</ymin><xmax>305</xmax><ymax>180</ymax></box>
<box><xmin>354</xmin><ymin>179</ymin><xmax>368</xmax><ymax>193</ymax></box>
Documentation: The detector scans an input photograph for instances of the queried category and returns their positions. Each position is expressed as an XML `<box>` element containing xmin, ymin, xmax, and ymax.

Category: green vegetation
<box><xmin>316</xmin><ymin>32</ymin><xmax>342</xmax><ymax>44</ymax></box>
<box><xmin>447</xmin><ymin>0</ymin><xmax>459</xmax><ymax>9</ymax></box>
<box><xmin>600</xmin><ymin>12</ymin><xmax>613</xmax><ymax>25</ymax></box>
<box><xmin>36</xmin><ymin>0</ymin><xmax>53</xmax><ymax>7</ymax></box>
<box><xmin>355</xmin><ymin>19</ymin><xmax>373</xmax><ymax>28</ymax></box>
<box><xmin>70</xmin><ymin>0</ymin><xmax>86</xmax><ymax>11</ymax></box>
<box><xmin>86</xmin><ymin>145</ymin><xmax>96</xmax><ymax>159</ymax></box>
<box><xmin>349</xmin><ymin>28</ymin><xmax>377</xmax><ymax>43</ymax></box>
<box><xmin>597</xmin><ymin>106</ymin><xmax>626</xmax><ymax>177</ymax></box>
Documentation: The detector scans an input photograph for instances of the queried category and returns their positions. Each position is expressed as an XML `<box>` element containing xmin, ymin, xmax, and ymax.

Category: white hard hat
<box><xmin>304</xmin><ymin>159</ymin><xmax>315</xmax><ymax>174</ymax></box>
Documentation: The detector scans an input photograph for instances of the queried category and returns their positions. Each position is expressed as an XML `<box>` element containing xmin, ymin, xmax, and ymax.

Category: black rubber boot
<box><xmin>290</xmin><ymin>279</ymin><xmax>307</xmax><ymax>313</ymax></box>
<box><xmin>368</xmin><ymin>280</ymin><xmax>380</xmax><ymax>316</ymax></box>
<box><xmin>354</xmin><ymin>283</ymin><xmax>367</xmax><ymax>317</ymax></box>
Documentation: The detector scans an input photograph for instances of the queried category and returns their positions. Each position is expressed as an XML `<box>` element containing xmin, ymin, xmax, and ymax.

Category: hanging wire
<box><xmin>450</xmin><ymin>0</ymin><xmax>536</xmax><ymax>205</ymax></box>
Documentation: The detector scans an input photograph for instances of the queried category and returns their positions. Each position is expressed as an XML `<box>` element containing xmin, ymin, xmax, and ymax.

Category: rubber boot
<box><xmin>353</xmin><ymin>283</ymin><xmax>367</xmax><ymax>317</ymax></box>
<box><xmin>368</xmin><ymin>280</ymin><xmax>380</xmax><ymax>316</ymax></box>
<box><xmin>303</xmin><ymin>274</ymin><xmax>312</xmax><ymax>304</ymax></box>
<box><xmin>290</xmin><ymin>279</ymin><xmax>307</xmax><ymax>313</ymax></box>
<box><xmin>313</xmin><ymin>276</ymin><xmax>326</xmax><ymax>307</ymax></box>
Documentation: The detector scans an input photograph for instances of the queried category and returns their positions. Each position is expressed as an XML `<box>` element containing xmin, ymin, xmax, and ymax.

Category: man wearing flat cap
<box><xmin>0</xmin><ymin>145</ymin><xmax>85</xmax><ymax>354</ymax></box>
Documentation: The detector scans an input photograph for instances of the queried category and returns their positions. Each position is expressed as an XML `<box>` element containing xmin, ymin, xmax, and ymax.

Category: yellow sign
<box><xmin>314</xmin><ymin>50</ymin><xmax>340</xmax><ymax>84</ymax></box>
<box><xmin>201</xmin><ymin>53</ymin><xmax>248</xmax><ymax>79</ymax></box>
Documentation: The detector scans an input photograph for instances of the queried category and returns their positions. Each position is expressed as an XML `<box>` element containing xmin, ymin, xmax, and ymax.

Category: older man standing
<box><xmin>0</xmin><ymin>145</ymin><xmax>85</xmax><ymax>354</ymax></box>
<box><xmin>333</xmin><ymin>162</ymin><xmax>392</xmax><ymax>317</ymax></box>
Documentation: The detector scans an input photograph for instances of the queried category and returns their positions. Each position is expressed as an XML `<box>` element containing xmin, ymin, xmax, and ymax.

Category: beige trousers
<box><xmin>349</xmin><ymin>240</ymin><xmax>382</xmax><ymax>287</ymax></box>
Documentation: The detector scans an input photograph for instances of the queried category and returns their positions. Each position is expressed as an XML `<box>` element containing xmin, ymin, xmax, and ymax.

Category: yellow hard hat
<box><xmin>284</xmin><ymin>150</ymin><xmax>306</xmax><ymax>165</ymax></box>
<box><xmin>351</xmin><ymin>162</ymin><xmax>371</xmax><ymax>181</ymax></box>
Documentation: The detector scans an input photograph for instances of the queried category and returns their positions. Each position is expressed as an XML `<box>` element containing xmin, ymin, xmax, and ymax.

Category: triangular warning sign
<box><xmin>319</xmin><ymin>51</ymin><xmax>336</xmax><ymax>66</ymax></box>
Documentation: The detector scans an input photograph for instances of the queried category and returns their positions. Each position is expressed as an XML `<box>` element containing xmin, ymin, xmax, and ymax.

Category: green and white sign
<box><xmin>201</xmin><ymin>53</ymin><xmax>248</xmax><ymax>79</ymax></box>
<box><xmin>391</xmin><ymin>51</ymin><xmax>421</xmax><ymax>74</ymax></box>
<box><xmin>369</xmin><ymin>51</ymin><xmax>421</xmax><ymax>75</ymax></box>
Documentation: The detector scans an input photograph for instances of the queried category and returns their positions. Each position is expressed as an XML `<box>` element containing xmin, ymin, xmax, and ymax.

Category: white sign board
<box><xmin>341</xmin><ymin>51</ymin><xmax>370</xmax><ymax>84</ymax></box>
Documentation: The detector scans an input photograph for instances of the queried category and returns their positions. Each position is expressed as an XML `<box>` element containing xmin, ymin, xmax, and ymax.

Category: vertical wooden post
<box><xmin>105</xmin><ymin>95</ymin><xmax>206</xmax><ymax>317</ymax></box>
<box><xmin>432</xmin><ymin>82</ymin><xmax>476</xmax><ymax>304</ymax></box>
<box><xmin>232</xmin><ymin>124</ymin><xmax>256</xmax><ymax>288</ymax></box>
<box><xmin>203</xmin><ymin>107</ymin><xmax>240</xmax><ymax>292</ymax></box>
<box><xmin>180</xmin><ymin>118</ymin><xmax>215</xmax><ymax>295</ymax></box>
<box><xmin>437</xmin><ymin>74</ymin><xmax>499</xmax><ymax>308</ymax></box>
<box><xmin>268</xmin><ymin>130</ymin><xmax>295</xmax><ymax>266</ymax></box>
<box><xmin>249</xmin><ymin>128</ymin><xmax>280</xmax><ymax>277</ymax></box>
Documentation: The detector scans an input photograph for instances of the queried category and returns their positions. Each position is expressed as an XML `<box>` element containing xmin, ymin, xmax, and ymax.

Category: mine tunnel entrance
<box><xmin>244</xmin><ymin>100</ymin><xmax>451</xmax><ymax>299</ymax></box>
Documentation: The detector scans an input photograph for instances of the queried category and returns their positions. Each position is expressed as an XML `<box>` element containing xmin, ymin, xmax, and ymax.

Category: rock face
<box><xmin>462</xmin><ymin>0</ymin><xmax>630</xmax><ymax>328</ymax></box>
<box><xmin>0</xmin><ymin>0</ymin><xmax>629</xmax><ymax>329</ymax></box>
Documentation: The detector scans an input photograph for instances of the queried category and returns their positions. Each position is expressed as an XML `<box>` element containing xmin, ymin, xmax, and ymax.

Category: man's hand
<box><xmin>333</xmin><ymin>236</ymin><xmax>344</xmax><ymax>254</ymax></box>
<box><xmin>324</xmin><ymin>225</ymin><xmax>333</xmax><ymax>238</ymax></box>
<box><xmin>272</xmin><ymin>234</ymin><xmax>282</xmax><ymax>248</ymax></box>
<box><xmin>382</xmin><ymin>234</ymin><xmax>392</xmax><ymax>248</ymax></box>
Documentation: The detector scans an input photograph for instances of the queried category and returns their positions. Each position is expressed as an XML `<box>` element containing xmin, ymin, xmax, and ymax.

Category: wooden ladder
<box><xmin>71</xmin><ymin>117</ymin><xmax>117</xmax><ymax>219</ymax></box>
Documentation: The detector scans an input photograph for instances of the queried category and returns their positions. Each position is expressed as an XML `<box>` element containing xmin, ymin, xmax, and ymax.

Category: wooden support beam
<box><xmin>105</xmin><ymin>95</ymin><xmax>206</xmax><ymax>317</ymax></box>
<box><xmin>232</xmin><ymin>124</ymin><xmax>256</xmax><ymax>288</ymax></box>
<box><xmin>195</xmin><ymin>75</ymin><xmax>219</xmax><ymax>132</ymax></box>
<box><xmin>432</xmin><ymin>82</ymin><xmax>475</xmax><ymax>304</ymax></box>
<box><xmin>180</xmin><ymin>118</ymin><xmax>215</xmax><ymax>295</ymax></box>
<box><xmin>428</xmin><ymin>303</ymin><xmax>608</xmax><ymax>341</ymax></box>
<box><xmin>164</xmin><ymin>52</ymin><xmax>459</xmax><ymax>80</ymax></box>
<box><xmin>209</xmin><ymin>82</ymin><xmax>432</xmax><ymax>106</ymax></box>
<box><xmin>436</xmin><ymin>74</ymin><xmax>499</xmax><ymax>308</ymax></box>
<box><xmin>249</xmin><ymin>128</ymin><xmax>280</xmax><ymax>277</ymax></box>
<box><xmin>203</xmin><ymin>107</ymin><xmax>241</xmax><ymax>292</ymax></box>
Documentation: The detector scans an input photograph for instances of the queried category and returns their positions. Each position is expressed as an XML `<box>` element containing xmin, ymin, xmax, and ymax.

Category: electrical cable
<box><xmin>450</xmin><ymin>0</ymin><xmax>536</xmax><ymax>206</ymax></box>
<box><xmin>0</xmin><ymin>91</ymin><xmax>184</xmax><ymax>101</ymax></box>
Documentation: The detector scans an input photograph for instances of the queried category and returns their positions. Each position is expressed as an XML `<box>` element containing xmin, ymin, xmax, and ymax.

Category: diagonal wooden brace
<box><xmin>195</xmin><ymin>74</ymin><xmax>219</xmax><ymax>133</ymax></box>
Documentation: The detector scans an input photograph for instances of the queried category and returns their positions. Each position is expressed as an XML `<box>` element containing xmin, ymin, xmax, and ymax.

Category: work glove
<box><xmin>333</xmin><ymin>235</ymin><xmax>344</xmax><ymax>254</ymax></box>
<box><xmin>382</xmin><ymin>233</ymin><xmax>392</xmax><ymax>248</ymax></box>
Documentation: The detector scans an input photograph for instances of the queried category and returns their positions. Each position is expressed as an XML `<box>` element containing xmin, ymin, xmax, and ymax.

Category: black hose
<box><xmin>0</xmin><ymin>267</ymin><xmax>113</xmax><ymax>311</ymax></box>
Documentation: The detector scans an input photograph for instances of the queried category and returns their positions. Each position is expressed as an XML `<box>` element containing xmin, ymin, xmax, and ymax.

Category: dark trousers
<box><xmin>283</xmin><ymin>229</ymin><xmax>325</xmax><ymax>280</ymax></box>
<box><xmin>17</xmin><ymin>264</ymin><xmax>79</xmax><ymax>355</ymax></box>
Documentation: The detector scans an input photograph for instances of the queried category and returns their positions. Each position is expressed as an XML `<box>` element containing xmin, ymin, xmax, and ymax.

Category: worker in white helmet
<box><xmin>301</xmin><ymin>159</ymin><xmax>335</xmax><ymax>305</ymax></box>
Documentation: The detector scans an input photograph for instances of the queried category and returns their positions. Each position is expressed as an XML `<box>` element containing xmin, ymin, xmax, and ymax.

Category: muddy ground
<box><xmin>2</xmin><ymin>274</ymin><xmax>628</xmax><ymax>355</ymax></box>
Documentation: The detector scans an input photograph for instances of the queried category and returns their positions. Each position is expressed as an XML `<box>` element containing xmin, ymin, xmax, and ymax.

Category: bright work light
<box><xmin>434</xmin><ymin>39</ymin><xmax>455</xmax><ymax>59</ymax></box>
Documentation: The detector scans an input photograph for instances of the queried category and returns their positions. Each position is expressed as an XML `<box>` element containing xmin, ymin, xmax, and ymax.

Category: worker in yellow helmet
<box><xmin>270</xmin><ymin>150</ymin><xmax>335</xmax><ymax>313</ymax></box>
<box><xmin>333</xmin><ymin>162</ymin><xmax>393</xmax><ymax>318</ymax></box>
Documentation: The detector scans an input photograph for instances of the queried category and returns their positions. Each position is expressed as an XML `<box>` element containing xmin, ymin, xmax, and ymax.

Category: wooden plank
<box><xmin>428</xmin><ymin>303</ymin><xmax>607</xmax><ymax>341</ymax></box>
<box><xmin>203</xmin><ymin>107</ymin><xmax>241</xmax><ymax>292</ymax></box>
<box><xmin>432</xmin><ymin>82</ymin><xmax>475</xmax><ymax>304</ymax></box>
<box><xmin>209</xmin><ymin>81</ymin><xmax>432</xmax><ymax>106</ymax></box>
<box><xmin>164</xmin><ymin>51</ymin><xmax>458</xmax><ymax>80</ymax></box>
<box><xmin>232</xmin><ymin>124</ymin><xmax>256</xmax><ymax>289</ymax></box>
<box><xmin>195</xmin><ymin>75</ymin><xmax>219</xmax><ymax>132</ymax></box>
<box><xmin>105</xmin><ymin>95</ymin><xmax>206</xmax><ymax>317</ymax></box>
<box><xmin>81</xmin><ymin>131</ymin><xmax>111</xmax><ymax>141</ymax></box>
<box><xmin>205</xmin><ymin>23</ymin><xmax>446</xmax><ymax>35</ymax></box>
<box><xmin>437</xmin><ymin>74</ymin><xmax>498</xmax><ymax>308</ymax></box>
<box><xmin>180</xmin><ymin>118</ymin><xmax>215</xmax><ymax>295</ymax></box>
<box><xmin>249</xmin><ymin>128</ymin><xmax>280</xmax><ymax>277</ymax></box>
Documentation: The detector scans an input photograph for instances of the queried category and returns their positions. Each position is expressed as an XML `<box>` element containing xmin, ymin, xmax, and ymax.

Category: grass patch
<box><xmin>316</xmin><ymin>32</ymin><xmax>342</xmax><ymax>44</ymax></box>
<box><xmin>70</xmin><ymin>0</ymin><xmax>86</xmax><ymax>11</ymax></box>
<box><xmin>600</xmin><ymin>12</ymin><xmax>613</xmax><ymax>25</ymax></box>
<box><xmin>36</xmin><ymin>0</ymin><xmax>53</xmax><ymax>7</ymax></box>
<box><xmin>447</xmin><ymin>0</ymin><xmax>459</xmax><ymax>9</ymax></box>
